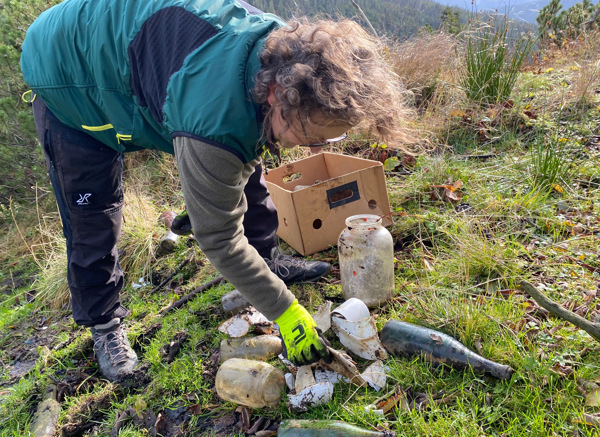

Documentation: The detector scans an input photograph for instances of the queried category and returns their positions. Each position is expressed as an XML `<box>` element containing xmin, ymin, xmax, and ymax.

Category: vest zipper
<box><xmin>81</xmin><ymin>124</ymin><xmax>132</xmax><ymax>143</ymax></box>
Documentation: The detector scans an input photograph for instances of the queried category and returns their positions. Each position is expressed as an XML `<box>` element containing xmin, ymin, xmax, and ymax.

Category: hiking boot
<box><xmin>264</xmin><ymin>247</ymin><xmax>331</xmax><ymax>284</ymax></box>
<box><xmin>91</xmin><ymin>318</ymin><xmax>138</xmax><ymax>381</ymax></box>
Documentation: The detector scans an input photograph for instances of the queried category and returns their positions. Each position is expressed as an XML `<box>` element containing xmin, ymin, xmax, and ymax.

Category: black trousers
<box><xmin>33</xmin><ymin>98</ymin><xmax>278</xmax><ymax>327</ymax></box>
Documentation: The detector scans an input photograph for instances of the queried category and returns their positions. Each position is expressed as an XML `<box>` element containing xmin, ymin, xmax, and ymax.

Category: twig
<box><xmin>456</xmin><ymin>154</ymin><xmax>497</xmax><ymax>161</ymax></box>
<box><xmin>566</xmin><ymin>255</ymin><xmax>600</xmax><ymax>274</ymax></box>
<box><xmin>519</xmin><ymin>281</ymin><xmax>600</xmax><ymax>343</ymax></box>
<box><xmin>349</xmin><ymin>0</ymin><xmax>378</xmax><ymax>38</ymax></box>
<box><xmin>158</xmin><ymin>275</ymin><xmax>225</xmax><ymax>316</ymax></box>
<box><xmin>149</xmin><ymin>254</ymin><xmax>193</xmax><ymax>294</ymax></box>
<box><xmin>583</xmin><ymin>6</ymin><xmax>600</xmax><ymax>31</ymax></box>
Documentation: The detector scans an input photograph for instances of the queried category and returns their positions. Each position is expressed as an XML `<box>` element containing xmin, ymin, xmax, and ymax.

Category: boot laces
<box><xmin>93</xmin><ymin>327</ymin><xmax>131</xmax><ymax>366</ymax></box>
<box><xmin>265</xmin><ymin>252</ymin><xmax>305</xmax><ymax>278</ymax></box>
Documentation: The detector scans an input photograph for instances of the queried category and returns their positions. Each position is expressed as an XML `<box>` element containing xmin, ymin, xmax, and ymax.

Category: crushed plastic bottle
<box><xmin>219</xmin><ymin>335</ymin><xmax>282</xmax><ymax>363</ymax></box>
<box><xmin>215</xmin><ymin>358</ymin><xmax>285</xmax><ymax>408</ymax></box>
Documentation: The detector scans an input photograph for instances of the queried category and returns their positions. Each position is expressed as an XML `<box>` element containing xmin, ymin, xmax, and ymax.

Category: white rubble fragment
<box><xmin>331</xmin><ymin>298</ymin><xmax>388</xmax><ymax>361</ymax></box>
<box><xmin>285</xmin><ymin>373</ymin><xmax>295</xmax><ymax>391</ymax></box>
<box><xmin>132</xmin><ymin>277</ymin><xmax>149</xmax><ymax>289</ymax></box>
<box><xmin>364</xmin><ymin>405</ymin><xmax>385</xmax><ymax>415</ymax></box>
<box><xmin>314</xmin><ymin>369</ymin><xmax>347</xmax><ymax>385</ymax></box>
<box><xmin>278</xmin><ymin>354</ymin><xmax>298</xmax><ymax>373</ymax></box>
<box><xmin>217</xmin><ymin>307</ymin><xmax>270</xmax><ymax>337</ymax></box>
<box><xmin>361</xmin><ymin>360</ymin><xmax>386</xmax><ymax>391</ymax></box>
<box><xmin>312</xmin><ymin>301</ymin><xmax>332</xmax><ymax>333</ymax></box>
<box><xmin>295</xmin><ymin>365</ymin><xmax>316</xmax><ymax>393</ymax></box>
<box><xmin>288</xmin><ymin>381</ymin><xmax>334</xmax><ymax>411</ymax></box>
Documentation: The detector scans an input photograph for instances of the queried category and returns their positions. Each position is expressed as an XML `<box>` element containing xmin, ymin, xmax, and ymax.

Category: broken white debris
<box><xmin>361</xmin><ymin>360</ymin><xmax>386</xmax><ymax>391</ymax></box>
<box><xmin>278</xmin><ymin>354</ymin><xmax>298</xmax><ymax>373</ymax></box>
<box><xmin>364</xmin><ymin>404</ymin><xmax>385</xmax><ymax>415</ymax></box>
<box><xmin>314</xmin><ymin>369</ymin><xmax>347</xmax><ymax>385</ymax></box>
<box><xmin>295</xmin><ymin>365</ymin><xmax>317</xmax><ymax>393</ymax></box>
<box><xmin>131</xmin><ymin>277</ymin><xmax>149</xmax><ymax>289</ymax></box>
<box><xmin>312</xmin><ymin>301</ymin><xmax>332</xmax><ymax>333</ymax></box>
<box><xmin>285</xmin><ymin>373</ymin><xmax>296</xmax><ymax>391</ymax></box>
<box><xmin>288</xmin><ymin>381</ymin><xmax>334</xmax><ymax>411</ymax></box>
<box><xmin>331</xmin><ymin>298</ymin><xmax>388</xmax><ymax>361</ymax></box>
<box><xmin>218</xmin><ymin>307</ymin><xmax>270</xmax><ymax>338</ymax></box>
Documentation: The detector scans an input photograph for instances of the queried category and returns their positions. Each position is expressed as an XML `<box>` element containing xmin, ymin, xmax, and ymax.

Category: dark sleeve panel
<box><xmin>128</xmin><ymin>6</ymin><xmax>218</xmax><ymax>124</ymax></box>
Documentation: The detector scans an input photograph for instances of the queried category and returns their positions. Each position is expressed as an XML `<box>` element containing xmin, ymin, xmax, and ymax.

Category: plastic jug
<box><xmin>338</xmin><ymin>214</ymin><xmax>394</xmax><ymax>307</ymax></box>
<box><xmin>215</xmin><ymin>358</ymin><xmax>285</xmax><ymax>408</ymax></box>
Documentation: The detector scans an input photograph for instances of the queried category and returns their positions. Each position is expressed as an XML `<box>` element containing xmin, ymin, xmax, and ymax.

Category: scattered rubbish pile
<box><xmin>216</xmin><ymin>294</ymin><xmax>388</xmax><ymax>413</ymax></box>
<box><xmin>216</xmin><ymin>281</ymin><xmax>515</xmax><ymax>433</ymax></box>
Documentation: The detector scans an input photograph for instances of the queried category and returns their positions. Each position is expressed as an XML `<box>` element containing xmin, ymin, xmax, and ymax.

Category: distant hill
<box><xmin>249</xmin><ymin>0</ymin><xmax>535</xmax><ymax>39</ymax></box>
<box><xmin>432</xmin><ymin>0</ymin><xmax>597</xmax><ymax>22</ymax></box>
<box><xmin>250</xmin><ymin>0</ymin><xmax>469</xmax><ymax>40</ymax></box>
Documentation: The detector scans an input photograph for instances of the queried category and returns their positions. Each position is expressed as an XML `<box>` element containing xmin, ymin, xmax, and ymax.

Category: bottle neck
<box><xmin>345</xmin><ymin>214</ymin><xmax>382</xmax><ymax>229</ymax></box>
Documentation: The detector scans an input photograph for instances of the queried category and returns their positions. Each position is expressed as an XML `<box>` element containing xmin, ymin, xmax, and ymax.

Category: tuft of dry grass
<box><xmin>571</xmin><ymin>58</ymin><xmax>600</xmax><ymax>103</ymax></box>
<box><xmin>388</xmin><ymin>32</ymin><xmax>463</xmax><ymax>111</ymax></box>
<box><xmin>0</xmin><ymin>188</ymin><xmax>70</xmax><ymax>310</ymax></box>
<box><xmin>387</xmin><ymin>32</ymin><xmax>468</xmax><ymax>149</ymax></box>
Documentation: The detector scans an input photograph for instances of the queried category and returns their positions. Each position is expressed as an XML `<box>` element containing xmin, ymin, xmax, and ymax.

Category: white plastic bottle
<box><xmin>338</xmin><ymin>214</ymin><xmax>394</xmax><ymax>307</ymax></box>
<box><xmin>215</xmin><ymin>358</ymin><xmax>285</xmax><ymax>408</ymax></box>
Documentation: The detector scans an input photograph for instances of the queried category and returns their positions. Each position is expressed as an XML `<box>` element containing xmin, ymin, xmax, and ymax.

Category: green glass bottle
<box><xmin>278</xmin><ymin>420</ymin><xmax>394</xmax><ymax>436</ymax></box>
<box><xmin>380</xmin><ymin>320</ymin><xmax>514</xmax><ymax>380</ymax></box>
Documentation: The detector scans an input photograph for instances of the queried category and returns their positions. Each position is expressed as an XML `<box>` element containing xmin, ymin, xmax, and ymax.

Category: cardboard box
<box><xmin>264</xmin><ymin>152</ymin><xmax>392</xmax><ymax>255</ymax></box>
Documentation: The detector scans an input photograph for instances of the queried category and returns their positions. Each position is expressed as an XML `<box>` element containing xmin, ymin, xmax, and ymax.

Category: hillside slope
<box><xmin>250</xmin><ymin>0</ymin><xmax>468</xmax><ymax>39</ymax></box>
<box><xmin>433</xmin><ymin>0</ymin><xmax>597</xmax><ymax>22</ymax></box>
<box><xmin>251</xmin><ymin>0</ymin><xmax>535</xmax><ymax>39</ymax></box>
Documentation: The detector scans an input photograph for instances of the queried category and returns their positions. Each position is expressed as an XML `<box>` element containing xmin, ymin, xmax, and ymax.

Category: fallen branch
<box><xmin>149</xmin><ymin>254</ymin><xmax>193</xmax><ymax>294</ymax></box>
<box><xmin>583</xmin><ymin>6</ymin><xmax>600</xmax><ymax>31</ymax></box>
<box><xmin>158</xmin><ymin>275</ymin><xmax>225</xmax><ymax>316</ymax></box>
<box><xmin>520</xmin><ymin>280</ymin><xmax>600</xmax><ymax>343</ymax></box>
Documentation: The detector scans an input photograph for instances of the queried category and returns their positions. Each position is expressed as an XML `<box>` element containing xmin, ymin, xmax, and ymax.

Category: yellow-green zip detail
<box><xmin>81</xmin><ymin>124</ymin><xmax>114</xmax><ymax>131</ymax></box>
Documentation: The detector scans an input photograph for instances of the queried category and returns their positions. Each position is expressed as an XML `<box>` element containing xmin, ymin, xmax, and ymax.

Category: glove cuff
<box><xmin>275</xmin><ymin>299</ymin><xmax>307</xmax><ymax>329</ymax></box>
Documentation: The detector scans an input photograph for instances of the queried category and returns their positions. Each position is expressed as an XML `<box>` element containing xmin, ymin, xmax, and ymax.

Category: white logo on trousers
<box><xmin>76</xmin><ymin>193</ymin><xmax>92</xmax><ymax>205</ymax></box>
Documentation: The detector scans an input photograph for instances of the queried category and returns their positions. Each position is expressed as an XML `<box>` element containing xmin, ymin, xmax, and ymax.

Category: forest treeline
<box><xmin>249</xmin><ymin>0</ymin><xmax>536</xmax><ymax>40</ymax></box>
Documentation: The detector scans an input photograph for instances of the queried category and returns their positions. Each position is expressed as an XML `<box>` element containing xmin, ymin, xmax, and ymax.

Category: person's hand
<box><xmin>171</xmin><ymin>210</ymin><xmax>193</xmax><ymax>236</ymax></box>
<box><xmin>276</xmin><ymin>300</ymin><xmax>331</xmax><ymax>366</ymax></box>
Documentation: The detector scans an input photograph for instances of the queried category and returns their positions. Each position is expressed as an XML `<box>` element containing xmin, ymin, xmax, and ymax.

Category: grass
<box><xmin>1</xmin><ymin>26</ymin><xmax>600</xmax><ymax>437</ymax></box>
<box><xmin>461</xmin><ymin>20</ymin><xmax>534</xmax><ymax>106</ymax></box>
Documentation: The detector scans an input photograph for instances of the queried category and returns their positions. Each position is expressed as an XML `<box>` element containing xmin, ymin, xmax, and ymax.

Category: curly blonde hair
<box><xmin>253</xmin><ymin>18</ymin><xmax>413</xmax><ymax>149</ymax></box>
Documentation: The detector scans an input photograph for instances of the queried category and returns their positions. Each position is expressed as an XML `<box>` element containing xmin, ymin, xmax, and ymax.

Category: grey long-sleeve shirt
<box><xmin>174</xmin><ymin>136</ymin><xmax>295</xmax><ymax>321</ymax></box>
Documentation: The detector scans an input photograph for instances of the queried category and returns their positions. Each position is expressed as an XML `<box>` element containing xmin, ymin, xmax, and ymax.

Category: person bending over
<box><xmin>21</xmin><ymin>0</ymin><xmax>409</xmax><ymax>381</ymax></box>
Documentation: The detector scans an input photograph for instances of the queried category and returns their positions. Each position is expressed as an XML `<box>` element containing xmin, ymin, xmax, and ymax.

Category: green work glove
<box><xmin>276</xmin><ymin>300</ymin><xmax>331</xmax><ymax>366</ymax></box>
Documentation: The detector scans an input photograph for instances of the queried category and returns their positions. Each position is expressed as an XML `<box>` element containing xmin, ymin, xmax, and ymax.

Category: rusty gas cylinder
<box><xmin>380</xmin><ymin>320</ymin><xmax>514</xmax><ymax>380</ymax></box>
